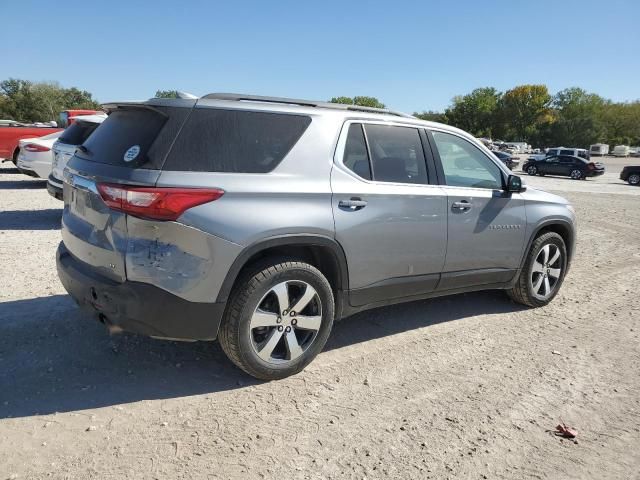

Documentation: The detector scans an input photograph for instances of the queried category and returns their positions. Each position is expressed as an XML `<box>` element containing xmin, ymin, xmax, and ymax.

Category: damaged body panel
<box><xmin>125</xmin><ymin>217</ymin><xmax>242</xmax><ymax>302</ymax></box>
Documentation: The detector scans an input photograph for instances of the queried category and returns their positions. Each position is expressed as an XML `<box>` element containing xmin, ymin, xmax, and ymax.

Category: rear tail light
<box><xmin>96</xmin><ymin>183</ymin><xmax>224</xmax><ymax>221</ymax></box>
<box><xmin>587</xmin><ymin>163</ymin><xmax>596</xmax><ymax>170</ymax></box>
<box><xmin>23</xmin><ymin>143</ymin><xmax>51</xmax><ymax>152</ymax></box>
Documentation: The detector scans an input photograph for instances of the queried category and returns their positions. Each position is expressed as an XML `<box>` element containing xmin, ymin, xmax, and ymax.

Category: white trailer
<box><xmin>612</xmin><ymin>145</ymin><xmax>630</xmax><ymax>157</ymax></box>
<box><xmin>589</xmin><ymin>144</ymin><xmax>609</xmax><ymax>156</ymax></box>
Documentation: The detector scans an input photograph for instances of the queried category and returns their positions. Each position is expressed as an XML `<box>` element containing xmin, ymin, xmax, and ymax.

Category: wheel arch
<box><xmin>521</xmin><ymin>220</ymin><xmax>575</xmax><ymax>271</ymax></box>
<box><xmin>216</xmin><ymin>235</ymin><xmax>349</xmax><ymax>306</ymax></box>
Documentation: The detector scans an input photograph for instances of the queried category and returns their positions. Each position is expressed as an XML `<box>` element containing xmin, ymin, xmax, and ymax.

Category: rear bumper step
<box><xmin>56</xmin><ymin>242</ymin><xmax>225</xmax><ymax>340</ymax></box>
<box><xmin>47</xmin><ymin>174</ymin><xmax>63</xmax><ymax>200</ymax></box>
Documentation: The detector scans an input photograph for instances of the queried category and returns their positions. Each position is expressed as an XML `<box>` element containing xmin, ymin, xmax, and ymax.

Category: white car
<box><xmin>16</xmin><ymin>131</ymin><xmax>62</xmax><ymax>179</ymax></box>
<box><xmin>48</xmin><ymin>114</ymin><xmax>106</xmax><ymax>200</ymax></box>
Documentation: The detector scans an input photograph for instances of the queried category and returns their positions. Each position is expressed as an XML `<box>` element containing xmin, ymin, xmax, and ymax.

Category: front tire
<box><xmin>527</xmin><ymin>165</ymin><xmax>538</xmax><ymax>175</ymax></box>
<box><xmin>507</xmin><ymin>232</ymin><xmax>567</xmax><ymax>307</ymax></box>
<box><xmin>570</xmin><ymin>169</ymin><xmax>584</xmax><ymax>180</ymax></box>
<box><xmin>218</xmin><ymin>260</ymin><xmax>335</xmax><ymax>380</ymax></box>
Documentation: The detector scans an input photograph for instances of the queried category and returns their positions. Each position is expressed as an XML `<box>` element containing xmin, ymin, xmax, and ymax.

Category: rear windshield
<box><xmin>75</xmin><ymin>105</ymin><xmax>311</xmax><ymax>172</ymax></box>
<box><xmin>76</xmin><ymin>107</ymin><xmax>180</xmax><ymax>169</ymax></box>
<box><xmin>162</xmin><ymin>108</ymin><xmax>311</xmax><ymax>173</ymax></box>
<box><xmin>59</xmin><ymin>121</ymin><xmax>99</xmax><ymax>146</ymax></box>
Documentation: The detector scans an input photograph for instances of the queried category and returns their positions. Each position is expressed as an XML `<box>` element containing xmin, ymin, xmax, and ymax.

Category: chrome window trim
<box><xmin>333</xmin><ymin>119</ymin><xmax>439</xmax><ymax>188</ymax></box>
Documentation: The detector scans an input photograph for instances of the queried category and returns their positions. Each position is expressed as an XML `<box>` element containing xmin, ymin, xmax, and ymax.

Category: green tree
<box><xmin>413</xmin><ymin>110</ymin><xmax>448</xmax><ymax>123</ymax></box>
<box><xmin>546</xmin><ymin>88</ymin><xmax>608</xmax><ymax>147</ymax></box>
<box><xmin>155</xmin><ymin>89</ymin><xmax>180</xmax><ymax>98</ymax></box>
<box><xmin>329</xmin><ymin>96</ymin><xmax>385</xmax><ymax>109</ymax></box>
<box><xmin>602</xmin><ymin>101</ymin><xmax>640</xmax><ymax>147</ymax></box>
<box><xmin>444</xmin><ymin>87</ymin><xmax>501</xmax><ymax>137</ymax></box>
<box><xmin>0</xmin><ymin>78</ymin><xmax>99</xmax><ymax>122</ymax></box>
<box><xmin>498</xmin><ymin>85</ymin><xmax>552</xmax><ymax>141</ymax></box>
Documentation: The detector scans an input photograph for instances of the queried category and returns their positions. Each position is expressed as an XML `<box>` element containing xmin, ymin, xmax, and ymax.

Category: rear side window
<box><xmin>559</xmin><ymin>149</ymin><xmax>574</xmax><ymax>156</ymax></box>
<box><xmin>343</xmin><ymin>124</ymin><xmax>372</xmax><ymax>180</ymax></box>
<box><xmin>163</xmin><ymin>108</ymin><xmax>311</xmax><ymax>173</ymax></box>
<box><xmin>59</xmin><ymin>121</ymin><xmax>99</xmax><ymax>146</ymax></box>
<box><xmin>77</xmin><ymin>107</ymin><xmax>176</xmax><ymax>169</ymax></box>
<box><xmin>363</xmin><ymin>125</ymin><xmax>428</xmax><ymax>184</ymax></box>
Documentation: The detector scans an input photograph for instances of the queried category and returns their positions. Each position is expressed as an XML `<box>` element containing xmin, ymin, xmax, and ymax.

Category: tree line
<box><xmin>412</xmin><ymin>85</ymin><xmax>640</xmax><ymax>148</ymax></box>
<box><xmin>331</xmin><ymin>88</ymin><xmax>640</xmax><ymax>148</ymax></box>
<box><xmin>0</xmin><ymin>79</ymin><xmax>100</xmax><ymax>123</ymax></box>
<box><xmin>3</xmin><ymin>79</ymin><xmax>638</xmax><ymax>148</ymax></box>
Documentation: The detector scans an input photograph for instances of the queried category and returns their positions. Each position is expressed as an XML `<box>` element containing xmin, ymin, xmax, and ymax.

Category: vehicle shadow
<box><xmin>0</xmin><ymin>291</ymin><xmax>525</xmax><ymax>419</ymax></box>
<box><xmin>0</xmin><ymin>179</ymin><xmax>48</xmax><ymax>189</ymax></box>
<box><xmin>0</xmin><ymin>209</ymin><xmax>62</xmax><ymax>230</ymax></box>
<box><xmin>0</xmin><ymin>167</ymin><xmax>20</xmax><ymax>174</ymax></box>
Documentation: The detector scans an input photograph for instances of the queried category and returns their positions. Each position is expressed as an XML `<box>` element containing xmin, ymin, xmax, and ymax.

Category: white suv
<box><xmin>47</xmin><ymin>114</ymin><xmax>106</xmax><ymax>199</ymax></box>
<box><xmin>528</xmin><ymin>147</ymin><xmax>589</xmax><ymax>162</ymax></box>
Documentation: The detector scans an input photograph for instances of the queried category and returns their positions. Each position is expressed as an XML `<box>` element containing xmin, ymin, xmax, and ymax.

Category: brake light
<box><xmin>96</xmin><ymin>183</ymin><xmax>224</xmax><ymax>221</ymax></box>
<box><xmin>23</xmin><ymin>143</ymin><xmax>50</xmax><ymax>152</ymax></box>
<box><xmin>587</xmin><ymin>163</ymin><xmax>595</xmax><ymax>170</ymax></box>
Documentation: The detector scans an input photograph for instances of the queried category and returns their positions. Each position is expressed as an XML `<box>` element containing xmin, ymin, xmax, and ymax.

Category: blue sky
<box><xmin>1</xmin><ymin>0</ymin><xmax>638</xmax><ymax>112</ymax></box>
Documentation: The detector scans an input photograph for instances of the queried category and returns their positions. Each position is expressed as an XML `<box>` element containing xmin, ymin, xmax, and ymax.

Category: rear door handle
<box><xmin>452</xmin><ymin>200</ymin><xmax>472</xmax><ymax>211</ymax></box>
<box><xmin>339</xmin><ymin>198</ymin><xmax>367</xmax><ymax>210</ymax></box>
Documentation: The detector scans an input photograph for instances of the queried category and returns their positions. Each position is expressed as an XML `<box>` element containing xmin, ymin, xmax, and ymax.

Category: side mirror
<box><xmin>506</xmin><ymin>174</ymin><xmax>526</xmax><ymax>193</ymax></box>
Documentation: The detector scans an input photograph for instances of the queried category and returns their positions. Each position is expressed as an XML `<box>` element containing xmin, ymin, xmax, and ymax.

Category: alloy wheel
<box><xmin>570</xmin><ymin>169</ymin><xmax>583</xmax><ymax>180</ymax></box>
<box><xmin>530</xmin><ymin>244</ymin><xmax>562</xmax><ymax>300</ymax></box>
<box><xmin>527</xmin><ymin>166</ymin><xmax>537</xmax><ymax>175</ymax></box>
<box><xmin>249</xmin><ymin>280</ymin><xmax>322</xmax><ymax>364</ymax></box>
<box><xmin>629</xmin><ymin>174</ymin><xmax>640</xmax><ymax>185</ymax></box>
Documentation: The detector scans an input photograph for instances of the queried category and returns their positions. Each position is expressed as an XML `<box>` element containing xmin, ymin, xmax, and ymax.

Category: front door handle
<box><xmin>452</xmin><ymin>200</ymin><xmax>472</xmax><ymax>211</ymax></box>
<box><xmin>339</xmin><ymin>198</ymin><xmax>367</xmax><ymax>211</ymax></box>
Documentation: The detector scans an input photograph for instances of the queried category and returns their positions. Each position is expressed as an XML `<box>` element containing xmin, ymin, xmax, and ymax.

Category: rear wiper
<box><xmin>77</xmin><ymin>145</ymin><xmax>91</xmax><ymax>156</ymax></box>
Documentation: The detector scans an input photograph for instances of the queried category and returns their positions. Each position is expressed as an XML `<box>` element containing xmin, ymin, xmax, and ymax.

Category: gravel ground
<box><xmin>1</xmin><ymin>160</ymin><xmax>639</xmax><ymax>479</ymax></box>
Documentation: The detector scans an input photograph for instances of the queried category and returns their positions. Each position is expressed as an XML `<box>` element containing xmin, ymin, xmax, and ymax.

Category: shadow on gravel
<box><xmin>326</xmin><ymin>290</ymin><xmax>526</xmax><ymax>351</ymax></box>
<box><xmin>0</xmin><ymin>209</ymin><xmax>62</xmax><ymax>230</ymax></box>
<box><xmin>0</xmin><ymin>291</ymin><xmax>525</xmax><ymax>419</ymax></box>
<box><xmin>0</xmin><ymin>179</ymin><xmax>47</xmax><ymax>189</ymax></box>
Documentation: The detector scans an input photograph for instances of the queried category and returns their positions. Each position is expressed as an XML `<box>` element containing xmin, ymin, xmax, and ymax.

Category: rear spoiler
<box><xmin>101</xmin><ymin>97</ymin><xmax>197</xmax><ymax>114</ymax></box>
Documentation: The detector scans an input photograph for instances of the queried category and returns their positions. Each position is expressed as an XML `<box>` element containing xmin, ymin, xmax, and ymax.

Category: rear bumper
<box><xmin>586</xmin><ymin>170</ymin><xmax>605</xmax><ymax>177</ymax></box>
<box><xmin>56</xmin><ymin>242</ymin><xmax>225</xmax><ymax>340</ymax></box>
<box><xmin>17</xmin><ymin>165</ymin><xmax>40</xmax><ymax>178</ymax></box>
<box><xmin>47</xmin><ymin>174</ymin><xmax>63</xmax><ymax>200</ymax></box>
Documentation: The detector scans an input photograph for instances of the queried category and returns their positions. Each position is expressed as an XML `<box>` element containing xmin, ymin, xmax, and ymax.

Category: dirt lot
<box><xmin>1</xmin><ymin>158</ymin><xmax>639</xmax><ymax>479</ymax></box>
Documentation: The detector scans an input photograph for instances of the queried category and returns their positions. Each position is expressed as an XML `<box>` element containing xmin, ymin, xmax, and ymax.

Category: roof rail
<box><xmin>200</xmin><ymin>93</ymin><xmax>414</xmax><ymax>118</ymax></box>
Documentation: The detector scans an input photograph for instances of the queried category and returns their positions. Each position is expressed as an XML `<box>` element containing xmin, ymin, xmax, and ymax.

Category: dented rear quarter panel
<box><xmin>125</xmin><ymin>218</ymin><xmax>242</xmax><ymax>303</ymax></box>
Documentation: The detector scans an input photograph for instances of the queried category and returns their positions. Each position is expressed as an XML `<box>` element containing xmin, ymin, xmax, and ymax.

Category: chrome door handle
<box><xmin>339</xmin><ymin>198</ymin><xmax>367</xmax><ymax>210</ymax></box>
<box><xmin>452</xmin><ymin>201</ymin><xmax>472</xmax><ymax>210</ymax></box>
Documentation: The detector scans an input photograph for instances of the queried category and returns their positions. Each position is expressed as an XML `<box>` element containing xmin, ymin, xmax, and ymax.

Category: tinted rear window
<box><xmin>59</xmin><ymin>121</ymin><xmax>99</xmax><ymax>146</ymax></box>
<box><xmin>162</xmin><ymin>108</ymin><xmax>311</xmax><ymax>173</ymax></box>
<box><xmin>76</xmin><ymin>107</ymin><xmax>187</xmax><ymax>169</ymax></box>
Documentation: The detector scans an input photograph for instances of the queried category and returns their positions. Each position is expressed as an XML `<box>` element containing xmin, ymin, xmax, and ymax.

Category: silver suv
<box><xmin>56</xmin><ymin>93</ymin><xmax>576</xmax><ymax>380</ymax></box>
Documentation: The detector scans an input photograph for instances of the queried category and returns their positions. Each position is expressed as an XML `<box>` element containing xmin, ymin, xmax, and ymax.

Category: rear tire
<box><xmin>12</xmin><ymin>148</ymin><xmax>19</xmax><ymax>166</ymax></box>
<box><xmin>507</xmin><ymin>232</ymin><xmax>567</xmax><ymax>307</ymax></box>
<box><xmin>527</xmin><ymin>165</ymin><xmax>538</xmax><ymax>175</ymax></box>
<box><xmin>218</xmin><ymin>260</ymin><xmax>335</xmax><ymax>380</ymax></box>
<box><xmin>628</xmin><ymin>174</ymin><xmax>640</xmax><ymax>186</ymax></box>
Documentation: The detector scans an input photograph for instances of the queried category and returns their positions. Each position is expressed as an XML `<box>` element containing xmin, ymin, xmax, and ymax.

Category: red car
<box><xmin>1</xmin><ymin>110</ymin><xmax>100</xmax><ymax>164</ymax></box>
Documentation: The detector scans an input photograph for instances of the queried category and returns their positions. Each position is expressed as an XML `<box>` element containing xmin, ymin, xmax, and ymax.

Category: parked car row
<box><xmin>0</xmin><ymin>109</ymin><xmax>101</xmax><ymax>165</ymax></box>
